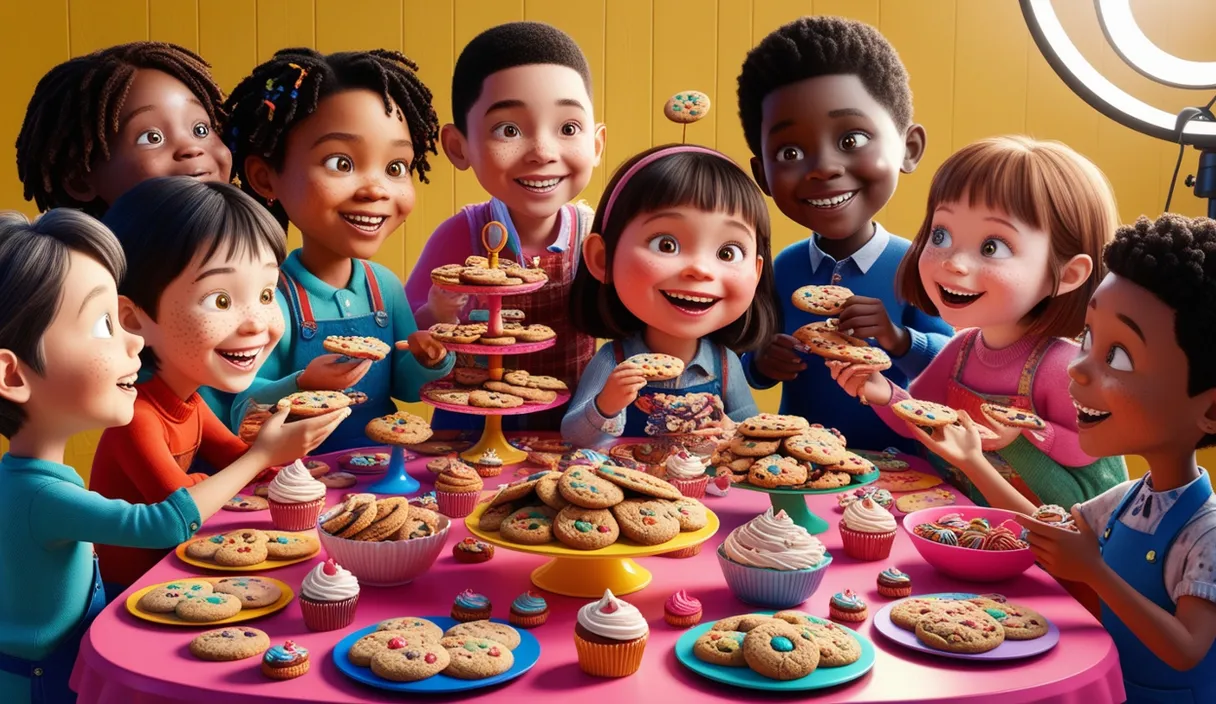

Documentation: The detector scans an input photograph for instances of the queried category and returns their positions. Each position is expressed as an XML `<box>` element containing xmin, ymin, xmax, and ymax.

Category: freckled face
<box><xmin>611</xmin><ymin>206</ymin><xmax>763</xmax><ymax>341</ymax></box>
<box><xmin>143</xmin><ymin>240</ymin><xmax>283</xmax><ymax>393</ymax></box>
<box><xmin>917</xmin><ymin>200</ymin><xmax>1057</xmax><ymax>330</ymax></box>
<box><xmin>459</xmin><ymin>64</ymin><xmax>604</xmax><ymax>220</ymax></box>
<box><xmin>26</xmin><ymin>251</ymin><xmax>144</xmax><ymax>432</ymax></box>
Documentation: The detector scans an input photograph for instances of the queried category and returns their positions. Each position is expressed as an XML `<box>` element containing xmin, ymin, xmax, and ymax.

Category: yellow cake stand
<box><xmin>465</xmin><ymin>502</ymin><xmax>720</xmax><ymax>597</ymax></box>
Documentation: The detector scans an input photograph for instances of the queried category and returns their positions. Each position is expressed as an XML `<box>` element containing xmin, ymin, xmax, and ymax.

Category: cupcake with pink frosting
<box><xmin>839</xmin><ymin>497</ymin><xmax>898</xmax><ymax>561</ymax></box>
<box><xmin>299</xmin><ymin>558</ymin><xmax>359</xmax><ymax>631</ymax></box>
<box><xmin>664</xmin><ymin>590</ymin><xmax>702</xmax><ymax>628</ymax></box>
<box><xmin>267</xmin><ymin>459</ymin><xmax>327</xmax><ymax>530</ymax></box>
<box><xmin>717</xmin><ymin>508</ymin><xmax>832</xmax><ymax>607</ymax></box>
<box><xmin>664</xmin><ymin>448</ymin><xmax>709</xmax><ymax>498</ymax></box>
<box><xmin>573</xmin><ymin>589</ymin><xmax>649</xmax><ymax>677</ymax></box>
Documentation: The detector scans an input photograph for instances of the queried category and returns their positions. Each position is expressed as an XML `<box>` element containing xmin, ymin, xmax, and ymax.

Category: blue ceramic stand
<box><xmin>366</xmin><ymin>445</ymin><xmax>419</xmax><ymax>495</ymax></box>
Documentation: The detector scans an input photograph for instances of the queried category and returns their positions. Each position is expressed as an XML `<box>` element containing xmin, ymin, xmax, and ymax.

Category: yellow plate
<box><xmin>175</xmin><ymin>530</ymin><xmax>320</xmax><ymax>572</ymax></box>
<box><xmin>465</xmin><ymin>501</ymin><xmax>720</xmax><ymax>558</ymax></box>
<box><xmin>125</xmin><ymin>576</ymin><xmax>294</xmax><ymax>627</ymax></box>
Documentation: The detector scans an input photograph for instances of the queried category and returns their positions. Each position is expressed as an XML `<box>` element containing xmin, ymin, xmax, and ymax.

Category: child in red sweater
<box><xmin>89</xmin><ymin>177</ymin><xmax>343</xmax><ymax>588</ymax></box>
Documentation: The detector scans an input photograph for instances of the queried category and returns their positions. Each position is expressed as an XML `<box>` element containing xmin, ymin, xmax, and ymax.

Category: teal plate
<box><xmin>674</xmin><ymin>616</ymin><xmax>876</xmax><ymax>692</ymax></box>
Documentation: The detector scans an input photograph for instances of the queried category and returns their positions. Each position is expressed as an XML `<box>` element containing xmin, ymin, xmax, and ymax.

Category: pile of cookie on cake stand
<box><xmin>419</xmin><ymin>222</ymin><xmax>571</xmax><ymax>468</ymax></box>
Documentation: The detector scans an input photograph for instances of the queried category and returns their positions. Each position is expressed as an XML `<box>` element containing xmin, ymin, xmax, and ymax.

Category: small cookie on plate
<box><xmin>350</xmin><ymin>631</ymin><xmax>434</xmax><ymax>667</ymax></box>
<box><xmin>175</xmin><ymin>592</ymin><xmax>243</xmax><ymax>622</ymax></box>
<box><xmin>430</xmin><ymin>264</ymin><xmax>464</xmax><ymax>284</ymax></box>
<box><xmin>693</xmin><ymin>630</ymin><xmax>748</xmax><ymax>666</ymax></box>
<box><xmin>799</xmin><ymin>468</ymin><xmax>851</xmax><ymax>490</ymax></box>
<box><xmin>322</xmin><ymin>335</ymin><xmax>390</xmax><ymax>360</ymax></box>
<box><xmin>430</xmin><ymin>323</ymin><xmax>481</xmax><ymax>344</ymax></box>
<box><xmin>558</xmin><ymin>467</ymin><xmax>625</xmax><ymax>508</ymax></box>
<box><xmin>894</xmin><ymin>488</ymin><xmax>956</xmax><ymax>513</ymax></box>
<box><xmin>730</xmin><ymin>435</ymin><xmax>781</xmax><ymax>457</ymax></box>
<box><xmin>783</xmin><ymin>433</ymin><xmax>848</xmax><ymax>465</ymax></box>
<box><xmin>968</xmin><ymin>598</ymin><xmax>1049</xmax><ymax>640</ymax></box>
<box><xmin>915</xmin><ymin>609</ymin><xmax>1005</xmax><ymax>654</ymax></box>
<box><xmin>664</xmin><ymin>90</ymin><xmax>711</xmax><ymax>123</ymax></box>
<box><xmin>376</xmin><ymin>617</ymin><xmax>445</xmax><ymax>641</ymax></box>
<box><xmin>747</xmin><ymin>454</ymin><xmax>808</xmax><ymax>488</ymax></box>
<box><xmin>534</xmin><ymin>472</ymin><xmax>570</xmax><ymax>510</ymax></box>
<box><xmin>223</xmin><ymin>495</ymin><xmax>268</xmax><ymax>512</ymax></box>
<box><xmin>611</xmin><ymin>498</ymin><xmax>681</xmax><ymax>545</ymax></box>
<box><xmin>743</xmin><ymin>621</ymin><xmax>820</xmax><ymax>680</ymax></box>
<box><xmin>426</xmin><ymin>388</ymin><xmax>471</xmax><ymax>405</ymax></box>
<box><xmin>624</xmin><ymin>353</ymin><xmax>684</xmax><ymax>381</ymax></box>
<box><xmin>263</xmin><ymin>530</ymin><xmax>319</xmax><ymax>559</ymax></box>
<box><xmin>595</xmin><ymin>464</ymin><xmax>682</xmax><ymax>501</ymax></box>
<box><xmin>213</xmin><ymin>576</ymin><xmax>283</xmax><ymax>608</ymax></box>
<box><xmin>513</xmin><ymin>324</ymin><xmax>556</xmax><ymax>342</ymax></box>
<box><xmin>822</xmin><ymin>451</ymin><xmax>876</xmax><ymax>476</ymax></box>
<box><xmin>469</xmin><ymin>390</ymin><xmax>524</xmax><ymax>409</ymax></box>
<box><xmin>371</xmin><ymin>643</ymin><xmax>451</xmax><ymax>682</ymax></box>
<box><xmin>276</xmin><ymin>390</ymin><xmax>352</xmax><ymax>417</ymax></box>
<box><xmin>554</xmin><ymin>505</ymin><xmax>620</xmax><ymax>549</ymax></box>
<box><xmin>711</xmin><ymin>614</ymin><xmax>779</xmax><ymax>632</ymax></box>
<box><xmin>190</xmin><ymin>627</ymin><xmax>271</xmax><ymax>661</ymax></box>
<box><xmin>525</xmin><ymin>375</ymin><xmax>567</xmax><ymax>391</ymax></box>
<box><xmin>137</xmin><ymin>580</ymin><xmax>214</xmax><ymax>613</ymax></box>
<box><xmin>318</xmin><ymin>471</ymin><xmax>358</xmax><ymax>489</ymax></box>
<box><xmin>791</xmin><ymin>284</ymin><xmax>853</xmax><ymax>315</ymax></box>
<box><xmin>213</xmin><ymin>529</ymin><xmax>270</xmax><ymax>567</ymax></box>
<box><xmin>478</xmin><ymin>335</ymin><xmax>517</xmax><ymax>346</ymax></box>
<box><xmin>499</xmin><ymin>505</ymin><xmax>558</xmax><ymax>545</ymax></box>
<box><xmin>444</xmin><ymin>620</ymin><xmax>522</xmax><ymax>649</ymax></box>
<box><xmin>981</xmin><ymin>403</ymin><xmax>1046</xmax><ymax>430</ymax></box>
<box><xmin>477</xmin><ymin>502</ymin><xmax>516</xmax><ymax>531</ymax></box>
<box><xmin>439</xmin><ymin>636</ymin><xmax>515</xmax><ymax>679</ymax></box>
<box><xmin>892</xmin><ymin>399</ymin><xmax>958</xmax><ymax>431</ymax></box>
<box><xmin>738</xmin><ymin>413</ymin><xmax>810</xmax><ymax>438</ymax></box>
<box><xmin>502</xmin><ymin>369</ymin><xmax>531</xmax><ymax>386</ymax></box>
<box><xmin>484</xmin><ymin>381</ymin><xmax>557</xmax><ymax>404</ymax></box>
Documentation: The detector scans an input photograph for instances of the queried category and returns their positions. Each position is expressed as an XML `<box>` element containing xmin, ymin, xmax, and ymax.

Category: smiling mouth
<box><xmin>803</xmin><ymin>191</ymin><xmax>857</xmax><ymax>210</ymax></box>
<box><xmin>216</xmin><ymin>346</ymin><xmax>263</xmax><ymax>371</ymax></box>
<box><xmin>515</xmin><ymin>177</ymin><xmax>565</xmax><ymax>194</ymax></box>
<box><xmin>937</xmin><ymin>284</ymin><xmax>985</xmax><ymax>308</ymax></box>
<box><xmin>116</xmin><ymin>373</ymin><xmax>138</xmax><ymax>393</ymax></box>
<box><xmin>662</xmin><ymin>290</ymin><xmax>721</xmax><ymax>315</ymax></box>
<box><xmin>340</xmin><ymin>213</ymin><xmax>389</xmax><ymax>233</ymax></box>
<box><xmin>1072</xmin><ymin>399</ymin><xmax>1112</xmax><ymax>427</ymax></box>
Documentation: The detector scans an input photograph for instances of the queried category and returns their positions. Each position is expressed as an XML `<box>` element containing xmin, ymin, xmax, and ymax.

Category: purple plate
<box><xmin>872</xmin><ymin>593</ymin><xmax>1060</xmax><ymax>661</ymax></box>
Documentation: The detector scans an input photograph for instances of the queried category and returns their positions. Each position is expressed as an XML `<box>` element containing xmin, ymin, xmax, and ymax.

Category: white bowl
<box><xmin>316</xmin><ymin>514</ymin><xmax>451</xmax><ymax>587</ymax></box>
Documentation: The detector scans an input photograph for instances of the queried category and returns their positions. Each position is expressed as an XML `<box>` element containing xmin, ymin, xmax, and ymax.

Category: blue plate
<box><xmin>332</xmin><ymin>617</ymin><xmax>541</xmax><ymax>693</ymax></box>
<box><xmin>674</xmin><ymin>615</ymin><xmax>876</xmax><ymax>692</ymax></box>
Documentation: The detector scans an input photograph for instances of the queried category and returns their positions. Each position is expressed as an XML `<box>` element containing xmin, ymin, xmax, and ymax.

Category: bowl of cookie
<box><xmin>316</xmin><ymin>494</ymin><xmax>451</xmax><ymax>587</ymax></box>
<box><xmin>903</xmin><ymin>506</ymin><xmax>1035</xmax><ymax>582</ymax></box>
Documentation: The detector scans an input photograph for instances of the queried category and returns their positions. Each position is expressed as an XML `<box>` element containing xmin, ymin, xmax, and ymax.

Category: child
<box><xmin>405</xmin><ymin>21</ymin><xmax>605</xmax><ymax>431</ymax></box>
<box><xmin>1021</xmin><ymin>214</ymin><xmax>1216</xmax><ymax>699</ymax></box>
<box><xmin>834</xmin><ymin>136</ymin><xmax>1128</xmax><ymax>510</ymax></box>
<box><xmin>220</xmin><ymin>48</ymin><xmax>455</xmax><ymax>452</ymax></box>
<box><xmin>0</xmin><ymin>209</ymin><xmax>346</xmax><ymax>704</ymax></box>
<box><xmin>16</xmin><ymin>42</ymin><xmax>231</xmax><ymax>217</ymax></box>
<box><xmin>90</xmin><ymin>176</ymin><xmax>343</xmax><ymax>589</ymax></box>
<box><xmin>561</xmin><ymin>145</ymin><xmax>779</xmax><ymax>448</ymax></box>
<box><xmin>735</xmin><ymin>16</ymin><xmax>953</xmax><ymax>454</ymax></box>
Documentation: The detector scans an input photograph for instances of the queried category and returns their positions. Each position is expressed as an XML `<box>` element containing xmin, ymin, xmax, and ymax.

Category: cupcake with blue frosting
<box><xmin>509</xmin><ymin>590</ymin><xmax>549</xmax><ymax>628</ymax></box>
<box><xmin>451</xmin><ymin>589</ymin><xmax>492</xmax><ymax>621</ymax></box>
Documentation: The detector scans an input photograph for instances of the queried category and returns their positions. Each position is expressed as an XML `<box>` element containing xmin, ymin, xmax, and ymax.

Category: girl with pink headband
<box><xmin>561</xmin><ymin>144</ymin><xmax>779</xmax><ymax>447</ymax></box>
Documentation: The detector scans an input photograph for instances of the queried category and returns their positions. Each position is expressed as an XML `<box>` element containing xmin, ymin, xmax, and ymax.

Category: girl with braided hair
<box><xmin>15</xmin><ymin>41</ymin><xmax>231</xmax><ymax>217</ymax></box>
<box><xmin>217</xmin><ymin>48</ymin><xmax>454</xmax><ymax>453</ymax></box>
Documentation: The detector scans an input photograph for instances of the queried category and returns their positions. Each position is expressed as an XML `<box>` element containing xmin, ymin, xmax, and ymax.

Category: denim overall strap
<box><xmin>614</xmin><ymin>341</ymin><xmax>726</xmax><ymax>438</ymax></box>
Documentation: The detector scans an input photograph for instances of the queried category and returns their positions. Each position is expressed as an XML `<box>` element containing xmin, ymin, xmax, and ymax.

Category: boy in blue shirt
<box><xmin>736</xmin><ymin>16</ymin><xmax>952</xmax><ymax>453</ymax></box>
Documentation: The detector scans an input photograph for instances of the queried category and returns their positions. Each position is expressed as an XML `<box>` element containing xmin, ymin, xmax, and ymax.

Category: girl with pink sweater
<box><xmin>833</xmin><ymin>136</ymin><xmax>1127</xmax><ymax>511</ymax></box>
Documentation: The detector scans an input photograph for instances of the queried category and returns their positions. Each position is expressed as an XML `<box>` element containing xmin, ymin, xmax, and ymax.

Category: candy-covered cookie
<box><xmin>624</xmin><ymin>353</ymin><xmax>685</xmax><ymax>381</ymax></box>
<box><xmin>981</xmin><ymin>403</ymin><xmax>1046</xmax><ymax>430</ymax></box>
<box><xmin>554</xmin><ymin>505</ymin><xmax>620</xmax><ymax>549</ymax></box>
<box><xmin>791</xmin><ymin>284</ymin><xmax>852</xmax><ymax>315</ymax></box>
<box><xmin>663</xmin><ymin>90</ymin><xmax>711</xmax><ymax>124</ymax></box>
<box><xmin>892</xmin><ymin>399</ymin><xmax>958</xmax><ymax>430</ymax></box>
<box><xmin>322</xmin><ymin>335</ymin><xmax>390</xmax><ymax>360</ymax></box>
<box><xmin>213</xmin><ymin>576</ymin><xmax>283</xmax><ymax>608</ymax></box>
<box><xmin>190</xmin><ymin>627</ymin><xmax>270</xmax><ymax>661</ymax></box>
<box><xmin>558</xmin><ymin>467</ymin><xmax>625</xmax><ymax>509</ymax></box>
<box><xmin>693</xmin><ymin>630</ymin><xmax>747</xmax><ymax>666</ymax></box>
<box><xmin>276</xmin><ymin>390</ymin><xmax>352</xmax><ymax>417</ymax></box>
<box><xmin>611</xmin><ymin>498</ymin><xmax>681</xmax><ymax>545</ymax></box>
<box><xmin>137</xmin><ymin>580</ymin><xmax>214</xmax><ymax>613</ymax></box>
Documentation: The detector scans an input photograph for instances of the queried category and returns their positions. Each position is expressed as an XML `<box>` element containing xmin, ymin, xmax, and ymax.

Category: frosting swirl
<box><xmin>665</xmin><ymin>589</ymin><xmax>701</xmax><ymax>617</ymax></box>
<box><xmin>267</xmin><ymin>459</ymin><xmax>326</xmax><ymax>504</ymax></box>
<box><xmin>830</xmin><ymin>589</ymin><xmax>865</xmax><ymax>610</ymax></box>
<box><xmin>511</xmin><ymin>591</ymin><xmax>548</xmax><ymax>614</ymax></box>
<box><xmin>454</xmin><ymin>589</ymin><xmax>489</xmax><ymax>610</ymax></box>
<box><xmin>577</xmin><ymin>589</ymin><xmax>648</xmax><ymax>641</ymax></box>
<box><xmin>722</xmin><ymin>508</ymin><xmax>827</xmax><ymax>570</ymax></box>
<box><xmin>300</xmin><ymin>559</ymin><xmax>358</xmax><ymax>602</ymax></box>
<box><xmin>878</xmin><ymin>567</ymin><xmax>910</xmax><ymax>585</ymax></box>
<box><xmin>263</xmin><ymin>641</ymin><xmax>308</xmax><ymax>664</ymax></box>
<box><xmin>841</xmin><ymin>498</ymin><xmax>896</xmax><ymax>534</ymax></box>
<box><xmin>665</xmin><ymin>450</ymin><xmax>707</xmax><ymax>480</ymax></box>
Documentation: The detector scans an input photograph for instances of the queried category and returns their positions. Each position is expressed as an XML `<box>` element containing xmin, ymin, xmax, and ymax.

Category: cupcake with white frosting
<box><xmin>839</xmin><ymin>497</ymin><xmax>898</xmax><ymax>560</ymax></box>
<box><xmin>717</xmin><ymin>508</ymin><xmax>832</xmax><ymax>607</ymax></box>
<box><xmin>474</xmin><ymin>448</ymin><xmax>504</xmax><ymax>477</ymax></box>
<box><xmin>267</xmin><ymin>459</ymin><xmax>327</xmax><ymax>530</ymax></box>
<box><xmin>573</xmin><ymin>589</ymin><xmax>649</xmax><ymax>677</ymax></box>
<box><xmin>299</xmin><ymin>558</ymin><xmax>359</xmax><ymax>631</ymax></box>
<box><xmin>664</xmin><ymin>447</ymin><xmax>709</xmax><ymax>499</ymax></box>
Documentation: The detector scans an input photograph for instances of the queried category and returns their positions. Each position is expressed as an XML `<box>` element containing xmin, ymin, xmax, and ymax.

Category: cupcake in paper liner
<box><xmin>451</xmin><ymin>589</ymin><xmax>492</xmax><ymax>621</ymax></box>
<box><xmin>509</xmin><ymin>591</ymin><xmax>550</xmax><ymax>628</ymax></box>
<box><xmin>664</xmin><ymin>590</ymin><xmax>702</xmax><ymax>628</ymax></box>
<box><xmin>435</xmin><ymin>463</ymin><xmax>484</xmax><ymax>518</ymax></box>
<box><xmin>299</xmin><ymin>559</ymin><xmax>359</xmax><ymax>631</ymax></box>
<box><xmin>268</xmin><ymin>459</ymin><xmax>328</xmax><ymax>530</ymax></box>
<box><xmin>664</xmin><ymin>447</ymin><xmax>709</xmax><ymax>498</ymax></box>
<box><xmin>839</xmin><ymin>497</ymin><xmax>897</xmax><ymax>561</ymax></box>
<box><xmin>717</xmin><ymin>508</ymin><xmax>831</xmax><ymax>607</ymax></box>
<box><xmin>573</xmin><ymin>589</ymin><xmax>649</xmax><ymax>677</ymax></box>
<box><xmin>474</xmin><ymin>449</ymin><xmax>505</xmax><ymax>477</ymax></box>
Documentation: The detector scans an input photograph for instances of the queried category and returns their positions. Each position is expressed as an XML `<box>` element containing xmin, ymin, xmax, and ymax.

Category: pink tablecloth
<box><xmin>71</xmin><ymin>440</ymin><xmax>1125</xmax><ymax>703</ymax></box>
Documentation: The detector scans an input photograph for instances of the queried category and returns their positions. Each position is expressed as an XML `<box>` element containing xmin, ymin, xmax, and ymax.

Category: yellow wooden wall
<box><xmin>1</xmin><ymin>0</ymin><xmax>1213</xmax><ymax>479</ymax></box>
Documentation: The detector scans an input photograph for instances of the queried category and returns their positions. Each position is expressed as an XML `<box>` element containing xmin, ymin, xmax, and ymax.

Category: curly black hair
<box><xmin>450</xmin><ymin>21</ymin><xmax>592</xmax><ymax>134</ymax></box>
<box><xmin>223</xmin><ymin>48</ymin><xmax>439</xmax><ymax>228</ymax></box>
<box><xmin>1105</xmin><ymin>213</ymin><xmax>1216</xmax><ymax>448</ymax></box>
<box><xmin>736</xmin><ymin>16</ymin><xmax>912</xmax><ymax>159</ymax></box>
<box><xmin>15</xmin><ymin>41</ymin><xmax>226</xmax><ymax>217</ymax></box>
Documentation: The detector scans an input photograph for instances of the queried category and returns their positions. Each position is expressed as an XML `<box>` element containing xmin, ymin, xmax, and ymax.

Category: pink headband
<box><xmin>599</xmin><ymin>145</ymin><xmax>738</xmax><ymax>228</ymax></box>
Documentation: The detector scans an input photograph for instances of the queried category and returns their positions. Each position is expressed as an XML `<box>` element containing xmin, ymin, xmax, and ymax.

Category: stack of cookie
<box><xmin>477</xmin><ymin>464</ymin><xmax>708</xmax><ymax>551</ymax></box>
<box><xmin>182</xmin><ymin>529</ymin><xmax>319</xmax><ymax>567</ymax></box>
<box><xmin>710</xmin><ymin>414</ymin><xmax>876</xmax><ymax>490</ymax></box>
<box><xmin>425</xmin><ymin>368</ymin><xmax>568</xmax><ymax>409</ymax></box>
<box><xmin>348</xmin><ymin>617</ymin><xmax>523</xmax><ymax>682</ymax></box>
<box><xmin>888</xmin><ymin>594</ymin><xmax>1049</xmax><ymax>654</ymax></box>
<box><xmin>429</xmin><ymin>321</ymin><xmax>556</xmax><ymax>347</ymax></box>
<box><xmin>430</xmin><ymin>255</ymin><xmax>549</xmax><ymax>288</ymax></box>
<box><xmin>318</xmin><ymin>494</ymin><xmax>443</xmax><ymax>543</ymax></box>
<box><xmin>788</xmin><ymin>285</ymin><xmax>892</xmax><ymax>371</ymax></box>
<box><xmin>692</xmin><ymin>611</ymin><xmax>862</xmax><ymax>681</ymax></box>
<box><xmin>137</xmin><ymin>577</ymin><xmax>283</xmax><ymax>623</ymax></box>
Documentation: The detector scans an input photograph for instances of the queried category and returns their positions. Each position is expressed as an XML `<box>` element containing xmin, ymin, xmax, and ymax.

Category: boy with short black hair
<box><xmin>1023</xmin><ymin>213</ymin><xmax>1216</xmax><ymax>699</ymax></box>
<box><xmin>736</xmin><ymin>15</ymin><xmax>951</xmax><ymax>453</ymax></box>
<box><xmin>405</xmin><ymin>21</ymin><xmax>606</xmax><ymax>431</ymax></box>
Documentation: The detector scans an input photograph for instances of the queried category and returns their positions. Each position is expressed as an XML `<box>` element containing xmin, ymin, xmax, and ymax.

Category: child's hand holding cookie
<box><xmin>595</xmin><ymin>361</ymin><xmax>648</xmax><ymax>418</ymax></box>
<box><xmin>398</xmin><ymin>331</ymin><xmax>448</xmax><ymax>367</ymax></box>
<box><xmin>252</xmin><ymin>405</ymin><xmax>351</xmax><ymax>467</ymax></box>
<box><xmin>1017</xmin><ymin>506</ymin><xmax>1103</xmax><ymax>583</ymax></box>
<box><xmin>907</xmin><ymin>410</ymin><xmax>985</xmax><ymax>468</ymax></box>
<box><xmin>827</xmin><ymin>360</ymin><xmax>892</xmax><ymax>406</ymax></box>
<box><xmin>836</xmin><ymin>295</ymin><xmax>910</xmax><ymax>356</ymax></box>
<box><xmin>298</xmin><ymin>355</ymin><xmax>371</xmax><ymax>392</ymax></box>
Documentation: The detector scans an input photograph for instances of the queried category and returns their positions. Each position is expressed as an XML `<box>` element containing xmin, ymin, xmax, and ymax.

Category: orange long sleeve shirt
<box><xmin>90</xmin><ymin>374</ymin><xmax>249</xmax><ymax>586</ymax></box>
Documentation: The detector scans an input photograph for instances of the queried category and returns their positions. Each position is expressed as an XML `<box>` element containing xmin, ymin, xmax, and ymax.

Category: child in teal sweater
<box><xmin>0</xmin><ymin>209</ymin><xmax>346</xmax><ymax>704</ymax></box>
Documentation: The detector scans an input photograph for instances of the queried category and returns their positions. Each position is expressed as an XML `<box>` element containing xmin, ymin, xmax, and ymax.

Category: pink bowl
<box><xmin>902</xmin><ymin>506</ymin><xmax>1036</xmax><ymax>583</ymax></box>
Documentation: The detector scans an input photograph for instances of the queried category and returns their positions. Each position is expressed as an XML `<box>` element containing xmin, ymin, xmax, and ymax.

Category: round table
<box><xmin>70</xmin><ymin>436</ymin><xmax>1125</xmax><ymax>703</ymax></box>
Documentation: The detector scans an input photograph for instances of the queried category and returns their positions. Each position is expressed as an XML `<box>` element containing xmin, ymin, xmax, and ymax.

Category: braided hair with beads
<box><xmin>15</xmin><ymin>41</ymin><xmax>227</xmax><ymax>217</ymax></box>
<box><xmin>223</xmin><ymin>48</ymin><xmax>440</xmax><ymax>229</ymax></box>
